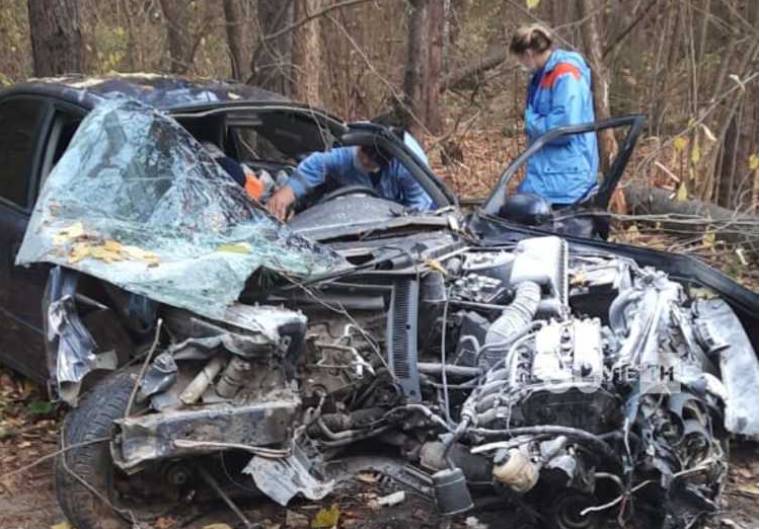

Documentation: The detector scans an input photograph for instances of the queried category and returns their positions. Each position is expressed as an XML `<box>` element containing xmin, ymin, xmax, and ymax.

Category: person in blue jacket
<box><xmin>265</xmin><ymin>130</ymin><xmax>434</xmax><ymax>220</ymax></box>
<box><xmin>510</xmin><ymin>24</ymin><xmax>599</xmax><ymax>206</ymax></box>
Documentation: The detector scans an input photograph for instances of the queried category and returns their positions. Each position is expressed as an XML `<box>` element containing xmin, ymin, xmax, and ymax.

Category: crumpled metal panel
<box><xmin>45</xmin><ymin>266</ymin><xmax>118</xmax><ymax>405</ymax></box>
<box><xmin>244</xmin><ymin>445</ymin><xmax>335</xmax><ymax>506</ymax></box>
<box><xmin>17</xmin><ymin>98</ymin><xmax>346</xmax><ymax>319</ymax></box>
<box><xmin>693</xmin><ymin>298</ymin><xmax>759</xmax><ymax>437</ymax></box>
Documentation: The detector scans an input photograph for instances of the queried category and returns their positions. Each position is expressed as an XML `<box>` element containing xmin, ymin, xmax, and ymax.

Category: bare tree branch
<box><xmin>602</xmin><ymin>0</ymin><xmax>659</xmax><ymax>59</ymax></box>
<box><xmin>261</xmin><ymin>0</ymin><xmax>375</xmax><ymax>43</ymax></box>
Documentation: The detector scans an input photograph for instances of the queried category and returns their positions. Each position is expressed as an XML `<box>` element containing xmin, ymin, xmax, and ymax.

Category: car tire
<box><xmin>55</xmin><ymin>370</ymin><xmax>138</xmax><ymax>529</ymax></box>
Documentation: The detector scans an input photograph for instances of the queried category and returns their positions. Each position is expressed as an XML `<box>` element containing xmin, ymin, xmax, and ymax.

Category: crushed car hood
<box><xmin>16</xmin><ymin>98</ymin><xmax>346</xmax><ymax>319</ymax></box>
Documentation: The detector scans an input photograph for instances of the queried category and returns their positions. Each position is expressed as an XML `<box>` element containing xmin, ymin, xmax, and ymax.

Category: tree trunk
<box><xmin>251</xmin><ymin>0</ymin><xmax>294</xmax><ymax>95</ymax></box>
<box><xmin>577</xmin><ymin>0</ymin><xmax>618</xmax><ymax>173</ymax></box>
<box><xmin>223</xmin><ymin>0</ymin><xmax>249</xmax><ymax>81</ymax></box>
<box><xmin>291</xmin><ymin>0</ymin><xmax>322</xmax><ymax>105</ymax></box>
<box><xmin>423</xmin><ymin>0</ymin><xmax>444</xmax><ymax>134</ymax></box>
<box><xmin>402</xmin><ymin>0</ymin><xmax>444</xmax><ymax>135</ymax></box>
<box><xmin>27</xmin><ymin>0</ymin><xmax>83</xmax><ymax>77</ymax></box>
<box><xmin>159</xmin><ymin>0</ymin><xmax>193</xmax><ymax>74</ymax></box>
<box><xmin>440</xmin><ymin>47</ymin><xmax>506</xmax><ymax>92</ymax></box>
<box><xmin>403</xmin><ymin>0</ymin><xmax>427</xmax><ymax>134</ymax></box>
<box><xmin>623</xmin><ymin>182</ymin><xmax>758</xmax><ymax>248</ymax></box>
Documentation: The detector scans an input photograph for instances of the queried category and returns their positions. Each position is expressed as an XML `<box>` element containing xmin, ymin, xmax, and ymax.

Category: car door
<box><xmin>0</xmin><ymin>95</ymin><xmax>56</xmax><ymax>382</ymax></box>
<box><xmin>479</xmin><ymin>115</ymin><xmax>645</xmax><ymax>238</ymax></box>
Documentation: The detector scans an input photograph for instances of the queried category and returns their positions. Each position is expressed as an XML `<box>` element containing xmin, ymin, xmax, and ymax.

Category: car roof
<box><xmin>1</xmin><ymin>73</ymin><xmax>289</xmax><ymax>110</ymax></box>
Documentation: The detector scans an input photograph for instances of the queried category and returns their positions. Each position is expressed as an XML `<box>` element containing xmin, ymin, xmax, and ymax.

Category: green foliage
<box><xmin>26</xmin><ymin>400</ymin><xmax>54</xmax><ymax>416</ymax></box>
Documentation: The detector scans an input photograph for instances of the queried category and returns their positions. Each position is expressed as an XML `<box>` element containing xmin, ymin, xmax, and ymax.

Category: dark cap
<box><xmin>359</xmin><ymin>143</ymin><xmax>393</xmax><ymax>168</ymax></box>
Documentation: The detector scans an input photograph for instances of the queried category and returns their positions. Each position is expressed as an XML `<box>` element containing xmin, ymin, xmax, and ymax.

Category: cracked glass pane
<box><xmin>17</xmin><ymin>98</ymin><xmax>346</xmax><ymax>318</ymax></box>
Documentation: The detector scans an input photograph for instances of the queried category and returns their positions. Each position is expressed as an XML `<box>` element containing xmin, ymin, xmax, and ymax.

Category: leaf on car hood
<box><xmin>217</xmin><ymin>242</ymin><xmax>253</xmax><ymax>254</ymax></box>
<box><xmin>52</xmin><ymin>221</ymin><xmax>85</xmax><ymax>245</ymax></box>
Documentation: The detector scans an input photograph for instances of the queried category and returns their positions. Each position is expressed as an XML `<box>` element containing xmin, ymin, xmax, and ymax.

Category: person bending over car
<box><xmin>266</xmin><ymin>131</ymin><xmax>434</xmax><ymax>220</ymax></box>
<box><xmin>510</xmin><ymin>24</ymin><xmax>599</xmax><ymax>206</ymax></box>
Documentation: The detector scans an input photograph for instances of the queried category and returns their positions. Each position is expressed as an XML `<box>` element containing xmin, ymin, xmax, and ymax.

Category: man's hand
<box><xmin>266</xmin><ymin>185</ymin><xmax>296</xmax><ymax>221</ymax></box>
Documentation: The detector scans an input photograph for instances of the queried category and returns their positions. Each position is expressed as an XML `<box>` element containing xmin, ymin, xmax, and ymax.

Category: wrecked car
<box><xmin>2</xmin><ymin>75</ymin><xmax>759</xmax><ymax>529</ymax></box>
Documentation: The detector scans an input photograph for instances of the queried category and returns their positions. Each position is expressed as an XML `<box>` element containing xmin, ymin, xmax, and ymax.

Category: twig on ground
<box><xmin>0</xmin><ymin>436</ymin><xmax>109</xmax><ymax>483</ymax></box>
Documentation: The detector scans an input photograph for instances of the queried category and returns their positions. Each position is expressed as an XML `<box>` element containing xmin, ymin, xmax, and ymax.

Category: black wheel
<box><xmin>55</xmin><ymin>370</ymin><xmax>145</xmax><ymax>529</ymax></box>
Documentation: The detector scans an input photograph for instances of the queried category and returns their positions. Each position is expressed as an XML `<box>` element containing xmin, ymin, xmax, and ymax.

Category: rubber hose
<box><xmin>482</xmin><ymin>282</ymin><xmax>542</xmax><ymax>367</ymax></box>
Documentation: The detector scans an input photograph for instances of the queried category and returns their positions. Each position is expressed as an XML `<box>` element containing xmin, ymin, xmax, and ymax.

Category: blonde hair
<box><xmin>509</xmin><ymin>24</ymin><xmax>553</xmax><ymax>55</ymax></box>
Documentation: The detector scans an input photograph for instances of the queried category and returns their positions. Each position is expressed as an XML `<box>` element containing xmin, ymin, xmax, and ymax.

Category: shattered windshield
<box><xmin>17</xmin><ymin>98</ymin><xmax>346</xmax><ymax>319</ymax></box>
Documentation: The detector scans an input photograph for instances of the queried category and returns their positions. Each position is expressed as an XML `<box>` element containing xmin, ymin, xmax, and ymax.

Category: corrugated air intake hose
<box><xmin>481</xmin><ymin>281</ymin><xmax>542</xmax><ymax>368</ymax></box>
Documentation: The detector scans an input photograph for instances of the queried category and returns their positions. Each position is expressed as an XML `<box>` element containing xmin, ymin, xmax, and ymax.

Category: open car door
<box><xmin>481</xmin><ymin>114</ymin><xmax>646</xmax><ymax>239</ymax></box>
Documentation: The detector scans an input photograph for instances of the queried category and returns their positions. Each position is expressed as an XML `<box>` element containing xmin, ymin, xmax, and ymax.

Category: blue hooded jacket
<box><xmin>285</xmin><ymin>132</ymin><xmax>435</xmax><ymax>210</ymax></box>
<box><xmin>519</xmin><ymin>49</ymin><xmax>599</xmax><ymax>205</ymax></box>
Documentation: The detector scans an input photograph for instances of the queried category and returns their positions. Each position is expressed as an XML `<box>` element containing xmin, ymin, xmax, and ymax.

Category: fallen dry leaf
<box><xmin>355</xmin><ymin>471</ymin><xmax>379</xmax><ymax>484</ymax></box>
<box><xmin>311</xmin><ymin>504</ymin><xmax>340</xmax><ymax>528</ymax></box>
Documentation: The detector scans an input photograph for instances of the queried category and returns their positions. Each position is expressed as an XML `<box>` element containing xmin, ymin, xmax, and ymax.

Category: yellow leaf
<box><xmin>675</xmin><ymin>182</ymin><xmax>688</xmax><ymax>202</ymax></box>
<box><xmin>690</xmin><ymin>143</ymin><xmax>701</xmax><ymax>165</ymax></box>
<box><xmin>68</xmin><ymin>242</ymin><xmax>91</xmax><ymax>263</ymax></box>
<box><xmin>217</xmin><ymin>242</ymin><xmax>252</xmax><ymax>254</ymax></box>
<box><xmin>526</xmin><ymin>0</ymin><xmax>540</xmax><ymax>8</ymax></box>
<box><xmin>311</xmin><ymin>504</ymin><xmax>340</xmax><ymax>529</ymax></box>
<box><xmin>90</xmin><ymin>245</ymin><xmax>124</xmax><ymax>263</ymax></box>
<box><xmin>673</xmin><ymin>136</ymin><xmax>687</xmax><ymax>152</ymax></box>
<box><xmin>120</xmin><ymin>245</ymin><xmax>159</xmax><ymax>265</ymax></box>
<box><xmin>50</xmin><ymin>522</ymin><xmax>73</xmax><ymax>529</ymax></box>
<box><xmin>749</xmin><ymin>154</ymin><xmax>759</xmax><ymax>171</ymax></box>
<box><xmin>53</xmin><ymin>222</ymin><xmax>85</xmax><ymax>245</ymax></box>
<box><xmin>103</xmin><ymin>240</ymin><xmax>123</xmax><ymax>252</ymax></box>
<box><xmin>702</xmin><ymin>231</ymin><xmax>716</xmax><ymax>248</ymax></box>
<box><xmin>200</xmin><ymin>524</ymin><xmax>233</xmax><ymax>529</ymax></box>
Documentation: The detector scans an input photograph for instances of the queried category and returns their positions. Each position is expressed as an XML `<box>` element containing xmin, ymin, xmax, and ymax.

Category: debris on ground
<box><xmin>464</xmin><ymin>516</ymin><xmax>488</xmax><ymax>529</ymax></box>
<box><xmin>285</xmin><ymin>509</ymin><xmax>310</xmax><ymax>529</ymax></box>
<box><xmin>370</xmin><ymin>491</ymin><xmax>406</xmax><ymax>509</ymax></box>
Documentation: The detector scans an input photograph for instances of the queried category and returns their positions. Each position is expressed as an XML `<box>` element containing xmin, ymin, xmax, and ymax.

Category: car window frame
<box><xmin>35</xmin><ymin>102</ymin><xmax>87</xmax><ymax>196</ymax></box>
<box><xmin>340</xmin><ymin>122</ymin><xmax>459</xmax><ymax>209</ymax></box>
<box><xmin>481</xmin><ymin>114</ymin><xmax>646</xmax><ymax>216</ymax></box>
<box><xmin>0</xmin><ymin>95</ymin><xmax>55</xmax><ymax>214</ymax></box>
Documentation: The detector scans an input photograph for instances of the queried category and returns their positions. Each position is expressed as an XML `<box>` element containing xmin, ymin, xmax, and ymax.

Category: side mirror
<box><xmin>498</xmin><ymin>193</ymin><xmax>552</xmax><ymax>226</ymax></box>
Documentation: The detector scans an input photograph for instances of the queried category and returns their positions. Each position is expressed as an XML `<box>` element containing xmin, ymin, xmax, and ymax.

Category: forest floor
<box><xmin>0</xmin><ymin>366</ymin><xmax>757</xmax><ymax>529</ymax></box>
